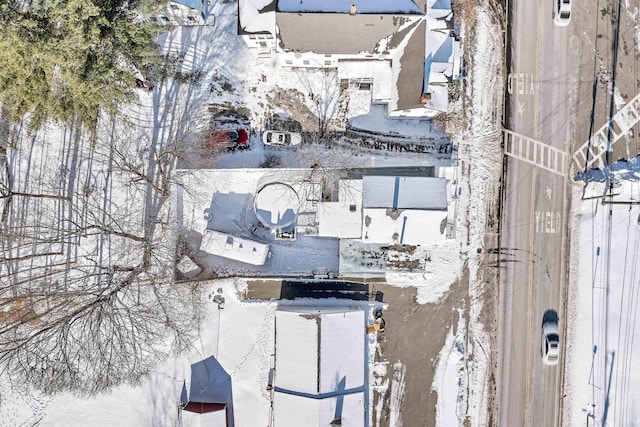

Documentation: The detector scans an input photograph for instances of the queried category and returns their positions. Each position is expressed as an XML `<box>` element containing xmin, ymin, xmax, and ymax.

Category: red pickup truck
<box><xmin>205</xmin><ymin>129</ymin><xmax>248</xmax><ymax>148</ymax></box>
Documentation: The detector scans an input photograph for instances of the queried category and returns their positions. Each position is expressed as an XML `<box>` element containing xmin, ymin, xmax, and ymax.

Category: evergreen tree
<box><xmin>0</xmin><ymin>0</ymin><xmax>163</xmax><ymax>132</ymax></box>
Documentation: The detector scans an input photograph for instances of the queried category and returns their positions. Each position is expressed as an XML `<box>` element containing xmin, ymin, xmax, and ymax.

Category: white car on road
<box><xmin>541</xmin><ymin>320</ymin><xmax>560</xmax><ymax>366</ymax></box>
<box><xmin>553</xmin><ymin>0</ymin><xmax>571</xmax><ymax>26</ymax></box>
<box><xmin>262</xmin><ymin>131</ymin><xmax>302</xmax><ymax>147</ymax></box>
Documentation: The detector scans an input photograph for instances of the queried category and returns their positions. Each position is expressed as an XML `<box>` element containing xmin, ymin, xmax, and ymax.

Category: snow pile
<box><xmin>430</xmin><ymin>8</ymin><xmax>505</xmax><ymax>427</ymax></box>
<box><xmin>387</xmin><ymin>362</ymin><xmax>407</xmax><ymax>427</ymax></box>
<box><xmin>432</xmin><ymin>311</ymin><xmax>467</xmax><ymax>426</ymax></box>
<box><xmin>369</xmin><ymin>358</ymin><xmax>390</xmax><ymax>425</ymax></box>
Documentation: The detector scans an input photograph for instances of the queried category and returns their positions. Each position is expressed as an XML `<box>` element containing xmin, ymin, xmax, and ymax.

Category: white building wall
<box><xmin>243</xmin><ymin>34</ymin><xmax>277</xmax><ymax>54</ymax></box>
<box><xmin>152</xmin><ymin>0</ymin><xmax>207</xmax><ymax>26</ymax></box>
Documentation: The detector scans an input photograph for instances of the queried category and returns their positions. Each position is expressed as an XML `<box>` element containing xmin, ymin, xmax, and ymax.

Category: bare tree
<box><xmin>293</xmin><ymin>67</ymin><xmax>343</xmax><ymax>137</ymax></box>
<box><xmin>0</xmin><ymin>77</ymin><xmax>209</xmax><ymax>395</ymax></box>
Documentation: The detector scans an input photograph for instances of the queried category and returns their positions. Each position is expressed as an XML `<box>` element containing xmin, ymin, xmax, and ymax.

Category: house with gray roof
<box><xmin>237</xmin><ymin>0</ymin><xmax>461</xmax><ymax>116</ymax></box>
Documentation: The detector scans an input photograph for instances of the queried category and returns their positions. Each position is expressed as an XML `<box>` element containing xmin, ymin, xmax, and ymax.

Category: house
<box><xmin>422</xmin><ymin>0</ymin><xmax>460</xmax><ymax>113</ymax></box>
<box><xmin>237</xmin><ymin>0</ymin><xmax>461</xmax><ymax>117</ymax></box>
<box><xmin>200</xmin><ymin>229</ymin><xmax>270</xmax><ymax>265</ymax></box>
<box><xmin>273</xmin><ymin>306</ymin><xmax>366</xmax><ymax>426</ymax></box>
<box><xmin>151</xmin><ymin>0</ymin><xmax>208</xmax><ymax>26</ymax></box>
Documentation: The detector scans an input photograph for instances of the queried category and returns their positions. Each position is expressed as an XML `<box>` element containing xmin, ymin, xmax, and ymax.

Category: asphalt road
<box><xmin>571</xmin><ymin>0</ymin><xmax>640</xmax><ymax>167</ymax></box>
<box><xmin>498</xmin><ymin>0</ymin><xmax>580</xmax><ymax>425</ymax></box>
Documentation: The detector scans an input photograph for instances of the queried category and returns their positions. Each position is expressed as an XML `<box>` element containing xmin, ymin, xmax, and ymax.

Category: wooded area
<box><xmin>0</xmin><ymin>0</ymin><xmax>163</xmax><ymax>132</ymax></box>
<box><xmin>0</xmin><ymin>0</ymin><xmax>209</xmax><ymax>395</ymax></box>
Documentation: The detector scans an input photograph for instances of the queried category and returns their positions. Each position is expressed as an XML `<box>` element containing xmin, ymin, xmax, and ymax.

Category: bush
<box><xmin>260</xmin><ymin>153</ymin><xmax>282</xmax><ymax>168</ymax></box>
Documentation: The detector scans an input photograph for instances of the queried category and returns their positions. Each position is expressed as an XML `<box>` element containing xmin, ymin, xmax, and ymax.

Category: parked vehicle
<box><xmin>541</xmin><ymin>320</ymin><xmax>560</xmax><ymax>366</ymax></box>
<box><xmin>262</xmin><ymin>131</ymin><xmax>302</xmax><ymax>147</ymax></box>
<box><xmin>205</xmin><ymin>129</ymin><xmax>248</xmax><ymax>148</ymax></box>
<box><xmin>553</xmin><ymin>0</ymin><xmax>571</xmax><ymax>26</ymax></box>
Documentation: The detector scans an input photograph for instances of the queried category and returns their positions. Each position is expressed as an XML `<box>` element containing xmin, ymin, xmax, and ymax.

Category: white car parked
<box><xmin>553</xmin><ymin>0</ymin><xmax>571</xmax><ymax>27</ymax></box>
<box><xmin>541</xmin><ymin>320</ymin><xmax>560</xmax><ymax>366</ymax></box>
<box><xmin>262</xmin><ymin>131</ymin><xmax>302</xmax><ymax>147</ymax></box>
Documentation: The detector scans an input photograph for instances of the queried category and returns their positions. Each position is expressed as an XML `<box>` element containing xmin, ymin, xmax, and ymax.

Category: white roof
<box><xmin>427</xmin><ymin>0</ymin><xmax>452</xmax><ymax>18</ymax></box>
<box><xmin>337</xmin><ymin>60</ymin><xmax>393</xmax><ymax>104</ymax></box>
<box><xmin>172</xmin><ymin>0</ymin><xmax>204</xmax><ymax>11</ymax></box>
<box><xmin>362</xmin><ymin>208</ymin><xmax>447</xmax><ymax>245</ymax></box>
<box><xmin>362</xmin><ymin>176</ymin><xmax>448</xmax><ymax>210</ymax></box>
<box><xmin>427</xmin><ymin>30</ymin><xmax>453</xmax><ymax>63</ymax></box>
<box><xmin>317</xmin><ymin>180</ymin><xmax>363</xmax><ymax>238</ymax></box>
<box><xmin>428</xmin><ymin>0</ymin><xmax>452</xmax><ymax>10</ymax></box>
<box><xmin>275</xmin><ymin>307</ymin><xmax>365</xmax><ymax>395</ymax></box>
<box><xmin>273</xmin><ymin>391</ymin><xmax>365</xmax><ymax>427</ymax></box>
<box><xmin>200</xmin><ymin>230</ymin><xmax>270</xmax><ymax>265</ymax></box>
<box><xmin>239</xmin><ymin>0</ymin><xmax>275</xmax><ymax>33</ymax></box>
<box><xmin>431</xmin><ymin>61</ymin><xmax>453</xmax><ymax>78</ymax></box>
<box><xmin>424</xmin><ymin>83</ymin><xmax>449</xmax><ymax>112</ymax></box>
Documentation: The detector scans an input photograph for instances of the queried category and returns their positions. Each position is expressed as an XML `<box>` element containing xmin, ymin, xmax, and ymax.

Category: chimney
<box><xmin>349</xmin><ymin>3</ymin><xmax>356</xmax><ymax>15</ymax></box>
<box><xmin>420</xmin><ymin>92</ymin><xmax>431</xmax><ymax>103</ymax></box>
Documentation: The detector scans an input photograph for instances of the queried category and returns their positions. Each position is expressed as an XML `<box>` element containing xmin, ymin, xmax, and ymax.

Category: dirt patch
<box><xmin>265</xmin><ymin>87</ymin><xmax>320</xmax><ymax>132</ymax></box>
<box><xmin>372</xmin><ymin>267</ymin><xmax>469</xmax><ymax>427</ymax></box>
<box><xmin>244</xmin><ymin>279</ymin><xmax>284</xmax><ymax>300</ymax></box>
<box><xmin>385</xmin><ymin>208</ymin><xmax>405</xmax><ymax>220</ymax></box>
<box><xmin>385</xmin><ymin>258</ymin><xmax>422</xmax><ymax>270</ymax></box>
<box><xmin>0</xmin><ymin>298</ymin><xmax>40</xmax><ymax>325</ymax></box>
<box><xmin>386</xmin><ymin>243</ymin><xmax>418</xmax><ymax>255</ymax></box>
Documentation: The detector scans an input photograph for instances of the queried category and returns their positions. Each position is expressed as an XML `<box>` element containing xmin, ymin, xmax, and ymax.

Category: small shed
<box><xmin>181</xmin><ymin>356</ymin><xmax>234</xmax><ymax>427</ymax></box>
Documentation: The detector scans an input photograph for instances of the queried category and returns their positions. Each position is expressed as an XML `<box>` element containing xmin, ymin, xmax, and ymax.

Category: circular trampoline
<box><xmin>254</xmin><ymin>182</ymin><xmax>300</xmax><ymax>230</ymax></box>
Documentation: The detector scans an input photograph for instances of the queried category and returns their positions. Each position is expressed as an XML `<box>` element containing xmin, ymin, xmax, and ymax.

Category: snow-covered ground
<box><xmin>565</xmin><ymin>157</ymin><xmax>640</xmax><ymax>425</ymax></box>
<box><xmin>0</xmin><ymin>0</ymin><xmax>508</xmax><ymax>425</ymax></box>
<box><xmin>429</xmin><ymin>8</ymin><xmax>505</xmax><ymax>427</ymax></box>
<box><xmin>0</xmin><ymin>280</ymin><xmax>275</xmax><ymax>427</ymax></box>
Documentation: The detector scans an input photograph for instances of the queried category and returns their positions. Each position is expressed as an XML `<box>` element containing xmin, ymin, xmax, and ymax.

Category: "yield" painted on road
<box><xmin>507</xmin><ymin>73</ymin><xmax>535</xmax><ymax>95</ymax></box>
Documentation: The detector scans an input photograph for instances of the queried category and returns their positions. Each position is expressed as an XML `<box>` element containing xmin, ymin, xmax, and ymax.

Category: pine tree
<box><xmin>0</xmin><ymin>0</ymin><xmax>163</xmax><ymax>133</ymax></box>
